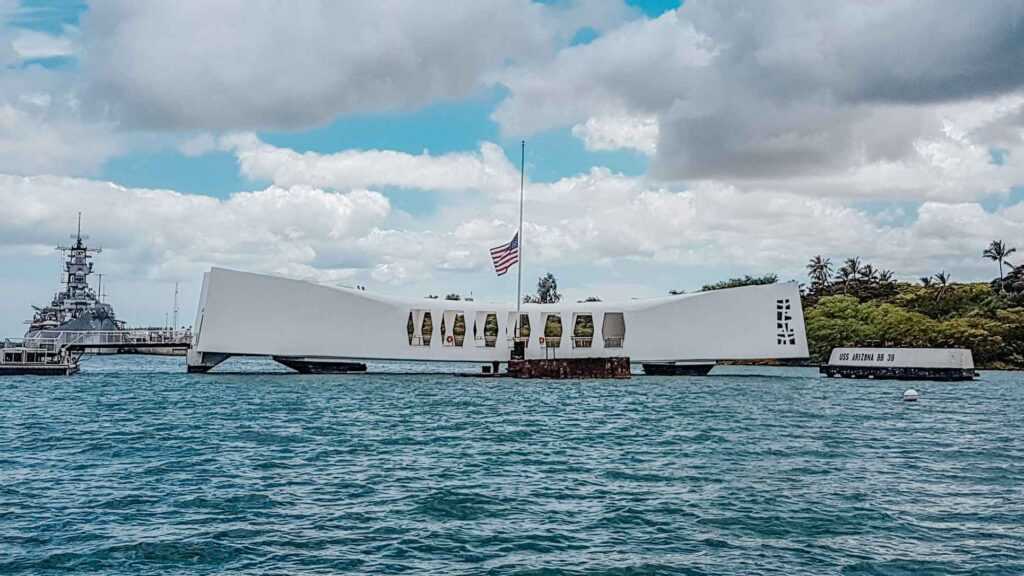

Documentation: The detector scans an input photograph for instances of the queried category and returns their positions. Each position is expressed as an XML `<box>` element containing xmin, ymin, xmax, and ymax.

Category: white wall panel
<box><xmin>192</xmin><ymin>268</ymin><xmax>809</xmax><ymax>363</ymax></box>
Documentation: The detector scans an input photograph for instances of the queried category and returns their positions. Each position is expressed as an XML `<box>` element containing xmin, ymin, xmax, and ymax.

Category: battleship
<box><xmin>23</xmin><ymin>215</ymin><xmax>191</xmax><ymax>356</ymax></box>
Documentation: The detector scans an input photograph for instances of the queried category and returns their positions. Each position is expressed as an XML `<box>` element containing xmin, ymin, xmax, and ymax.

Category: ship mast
<box><xmin>173</xmin><ymin>282</ymin><xmax>179</xmax><ymax>332</ymax></box>
<box><xmin>54</xmin><ymin>212</ymin><xmax>103</xmax><ymax>322</ymax></box>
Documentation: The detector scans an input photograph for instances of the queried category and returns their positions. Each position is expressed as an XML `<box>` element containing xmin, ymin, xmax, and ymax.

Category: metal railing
<box><xmin>573</xmin><ymin>336</ymin><xmax>593</xmax><ymax>348</ymax></box>
<box><xmin>408</xmin><ymin>335</ymin><xmax>434</xmax><ymax>347</ymax></box>
<box><xmin>23</xmin><ymin>329</ymin><xmax>192</xmax><ymax>350</ymax></box>
<box><xmin>604</xmin><ymin>337</ymin><xmax>624</xmax><ymax>348</ymax></box>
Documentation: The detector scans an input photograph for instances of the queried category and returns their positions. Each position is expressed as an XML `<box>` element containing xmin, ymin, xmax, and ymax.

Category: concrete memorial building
<box><xmin>187</xmin><ymin>268</ymin><xmax>809</xmax><ymax>374</ymax></box>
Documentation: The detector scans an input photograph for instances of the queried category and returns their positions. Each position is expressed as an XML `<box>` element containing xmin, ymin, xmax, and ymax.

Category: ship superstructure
<box><xmin>26</xmin><ymin>215</ymin><xmax>124</xmax><ymax>338</ymax></box>
<box><xmin>22</xmin><ymin>216</ymin><xmax>192</xmax><ymax>356</ymax></box>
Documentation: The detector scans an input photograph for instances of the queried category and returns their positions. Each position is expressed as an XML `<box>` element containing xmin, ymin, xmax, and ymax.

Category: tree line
<box><xmin>803</xmin><ymin>240</ymin><xmax>1023</xmax><ymax>368</ymax></box>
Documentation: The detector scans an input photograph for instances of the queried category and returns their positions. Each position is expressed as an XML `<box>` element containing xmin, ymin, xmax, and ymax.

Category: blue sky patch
<box><xmin>627</xmin><ymin>0</ymin><xmax>681</xmax><ymax>17</ymax></box>
<box><xmin>102</xmin><ymin>150</ymin><xmax>258</xmax><ymax>198</ymax></box>
<box><xmin>8</xmin><ymin>0</ymin><xmax>87</xmax><ymax>33</ymax></box>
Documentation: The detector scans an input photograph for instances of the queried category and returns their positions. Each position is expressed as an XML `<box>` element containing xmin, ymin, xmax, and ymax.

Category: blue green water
<box><xmin>2</xmin><ymin>357</ymin><xmax>1022</xmax><ymax>575</ymax></box>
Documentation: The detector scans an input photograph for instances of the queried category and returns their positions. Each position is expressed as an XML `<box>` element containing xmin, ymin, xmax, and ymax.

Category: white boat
<box><xmin>0</xmin><ymin>341</ymin><xmax>79</xmax><ymax>376</ymax></box>
<box><xmin>821</xmin><ymin>347</ymin><xmax>976</xmax><ymax>381</ymax></box>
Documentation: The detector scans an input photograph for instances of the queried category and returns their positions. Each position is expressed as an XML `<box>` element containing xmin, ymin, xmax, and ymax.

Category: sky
<box><xmin>1</xmin><ymin>0</ymin><xmax>1024</xmax><ymax>334</ymax></box>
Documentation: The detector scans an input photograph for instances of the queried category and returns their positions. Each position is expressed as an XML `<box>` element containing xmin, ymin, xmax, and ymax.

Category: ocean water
<box><xmin>1</xmin><ymin>357</ymin><xmax>1022</xmax><ymax>575</ymax></box>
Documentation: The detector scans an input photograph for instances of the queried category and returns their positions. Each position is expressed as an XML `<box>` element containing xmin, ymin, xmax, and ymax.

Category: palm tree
<box><xmin>806</xmin><ymin>255</ymin><xmax>833</xmax><ymax>293</ymax></box>
<box><xmin>838</xmin><ymin>257</ymin><xmax>862</xmax><ymax>294</ymax></box>
<box><xmin>858</xmin><ymin>263</ymin><xmax>878</xmax><ymax>283</ymax></box>
<box><xmin>983</xmin><ymin>240</ymin><xmax>1017</xmax><ymax>292</ymax></box>
<box><xmin>878</xmin><ymin>270</ymin><xmax>895</xmax><ymax>284</ymax></box>
<box><xmin>920</xmin><ymin>276</ymin><xmax>932</xmax><ymax>288</ymax></box>
<box><xmin>840</xmin><ymin>257</ymin><xmax>862</xmax><ymax>276</ymax></box>
<box><xmin>933</xmin><ymin>271</ymin><xmax>950</xmax><ymax>302</ymax></box>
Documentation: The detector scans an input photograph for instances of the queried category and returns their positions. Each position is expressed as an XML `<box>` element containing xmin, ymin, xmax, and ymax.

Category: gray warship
<box><xmin>24</xmin><ymin>216</ymin><xmax>190</xmax><ymax>355</ymax></box>
<box><xmin>25</xmin><ymin>217</ymin><xmax>124</xmax><ymax>341</ymax></box>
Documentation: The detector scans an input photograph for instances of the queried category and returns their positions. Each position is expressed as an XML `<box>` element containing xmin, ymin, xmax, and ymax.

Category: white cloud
<box><xmin>79</xmin><ymin>0</ymin><xmax>635</xmax><ymax>130</ymax></box>
<box><xmin>11</xmin><ymin>29</ymin><xmax>75</xmax><ymax>59</ymax></box>
<box><xmin>494</xmin><ymin>10</ymin><xmax>715</xmax><ymax>135</ymax></box>
<box><xmin>0</xmin><ymin>174</ymin><xmax>393</xmax><ymax>282</ymax></box>
<box><xmin>204</xmin><ymin>139</ymin><xmax>1024</xmax><ymax>282</ymax></box>
<box><xmin>494</xmin><ymin>1</ymin><xmax>1024</xmax><ymax>191</ymax></box>
<box><xmin>572</xmin><ymin>114</ymin><xmax>658</xmax><ymax>155</ymax></box>
<box><xmin>222</xmin><ymin>133</ymin><xmax>519</xmax><ymax>194</ymax></box>
<box><xmin>0</xmin><ymin>101</ymin><xmax>121</xmax><ymax>175</ymax></box>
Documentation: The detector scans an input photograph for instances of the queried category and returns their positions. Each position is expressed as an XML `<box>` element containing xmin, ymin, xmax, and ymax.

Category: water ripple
<box><xmin>1</xmin><ymin>358</ymin><xmax>1022</xmax><ymax>574</ymax></box>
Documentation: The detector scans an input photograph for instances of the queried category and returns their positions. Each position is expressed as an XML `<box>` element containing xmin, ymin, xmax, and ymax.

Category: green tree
<box><xmin>933</xmin><ymin>271</ymin><xmax>951</xmax><ymax>302</ymax></box>
<box><xmin>524</xmin><ymin>273</ymin><xmax>561</xmax><ymax>303</ymax></box>
<box><xmin>836</xmin><ymin>258</ymin><xmax>862</xmax><ymax>294</ymax></box>
<box><xmin>984</xmin><ymin>240</ymin><xmax>1017</xmax><ymax>292</ymax></box>
<box><xmin>701</xmin><ymin>274</ymin><xmax>777</xmax><ymax>292</ymax></box>
<box><xmin>806</xmin><ymin>255</ymin><xmax>833</xmax><ymax>295</ymax></box>
<box><xmin>1001</xmin><ymin>265</ymin><xmax>1024</xmax><ymax>298</ymax></box>
<box><xmin>800</xmin><ymin>261</ymin><xmax>1024</xmax><ymax>368</ymax></box>
<box><xmin>544</xmin><ymin>314</ymin><xmax>563</xmax><ymax>338</ymax></box>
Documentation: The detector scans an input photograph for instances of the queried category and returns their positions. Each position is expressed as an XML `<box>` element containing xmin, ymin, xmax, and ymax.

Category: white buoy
<box><xmin>903</xmin><ymin>389</ymin><xmax>920</xmax><ymax>402</ymax></box>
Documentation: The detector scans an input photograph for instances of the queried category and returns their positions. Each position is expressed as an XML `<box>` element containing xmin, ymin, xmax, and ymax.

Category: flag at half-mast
<box><xmin>490</xmin><ymin>232</ymin><xmax>520</xmax><ymax>276</ymax></box>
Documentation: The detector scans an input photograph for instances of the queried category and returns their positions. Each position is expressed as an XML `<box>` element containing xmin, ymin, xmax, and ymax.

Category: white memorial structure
<box><xmin>186</xmin><ymin>268</ymin><xmax>809</xmax><ymax>373</ymax></box>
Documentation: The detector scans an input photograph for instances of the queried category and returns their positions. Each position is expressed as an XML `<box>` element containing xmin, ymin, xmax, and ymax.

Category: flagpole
<box><xmin>516</xmin><ymin>140</ymin><xmax>525</xmax><ymax>336</ymax></box>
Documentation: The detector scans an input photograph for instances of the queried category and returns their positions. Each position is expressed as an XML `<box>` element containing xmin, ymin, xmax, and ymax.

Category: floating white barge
<box><xmin>821</xmin><ymin>347</ymin><xmax>977</xmax><ymax>381</ymax></box>
<box><xmin>0</xmin><ymin>341</ymin><xmax>79</xmax><ymax>376</ymax></box>
<box><xmin>186</xmin><ymin>268</ymin><xmax>809</xmax><ymax>373</ymax></box>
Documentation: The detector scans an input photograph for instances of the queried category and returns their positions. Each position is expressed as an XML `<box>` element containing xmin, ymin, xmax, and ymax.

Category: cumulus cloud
<box><xmin>222</xmin><ymin>133</ymin><xmax>520</xmax><ymax>194</ymax></box>
<box><xmin>0</xmin><ymin>174</ymin><xmax>393</xmax><ymax>282</ymax></box>
<box><xmin>572</xmin><ymin>114</ymin><xmax>658</xmax><ymax>155</ymax></box>
<box><xmin>11</xmin><ymin>29</ymin><xmax>75</xmax><ymax>59</ymax></box>
<box><xmin>79</xmin><ymin>0</ymin><xmax>634</xmax><ymax>131</ymax></box>
<box><xmin>494</xmin><ymin>10</ymin><xmax>716</xmax><ymax>134</ymax></box>
<box><xmin>513</xmin><ymin>174</ymin><xmax>1024</xmax><ymax>281</ymax></box>
<box><xmin>0</xmin><ymin>97</ymin><xmax>121</xmax><ymax>176</ymax></box>
<box><xmin>726</xmin><ymin>95</ymin><xmax>1024</xmax><ymax>202</ymax></box>
<box><xmin>0</xmin><ymin>6</ymin><xmax>121</xmax><ymax>176</ymax></box>
<box><xmin>496</xmin><ymin>0</ymin><xmax>1024</xmax><ymax>189</ymax></box>
<box><xmin>197</xmin><ymin>138</ymin><xmax>1024</xmax><ymax>281</ymax></box>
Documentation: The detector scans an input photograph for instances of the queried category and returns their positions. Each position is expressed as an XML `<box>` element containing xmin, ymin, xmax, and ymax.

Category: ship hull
<box><xmin>0</xmin><ymin>364</ymin><xmax>79</xmax><ymax>376</ymax></box>
<box><xmin>820</xmin><ymin>366</ymin><xmax>976</xmax><ymax>381</ymax></box>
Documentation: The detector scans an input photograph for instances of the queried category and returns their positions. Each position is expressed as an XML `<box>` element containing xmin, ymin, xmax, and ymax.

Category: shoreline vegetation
<box><xmin>705</xmin><ymin>241</ymin><xmax>1024</xmax><ymax>370</ymax></box>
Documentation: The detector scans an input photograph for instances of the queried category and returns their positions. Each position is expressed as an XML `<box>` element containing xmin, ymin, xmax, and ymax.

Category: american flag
<box><xmin>490</xmin><ymin>232</ymin><xmax>520</xmax><ymax>276</ymax></box>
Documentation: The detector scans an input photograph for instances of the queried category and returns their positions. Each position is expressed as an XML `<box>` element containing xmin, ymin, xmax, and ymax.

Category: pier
<box><xmin>23</xmin><ymin>330</ymin><xmax>191</xmax><ymax>355</ymax></box>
